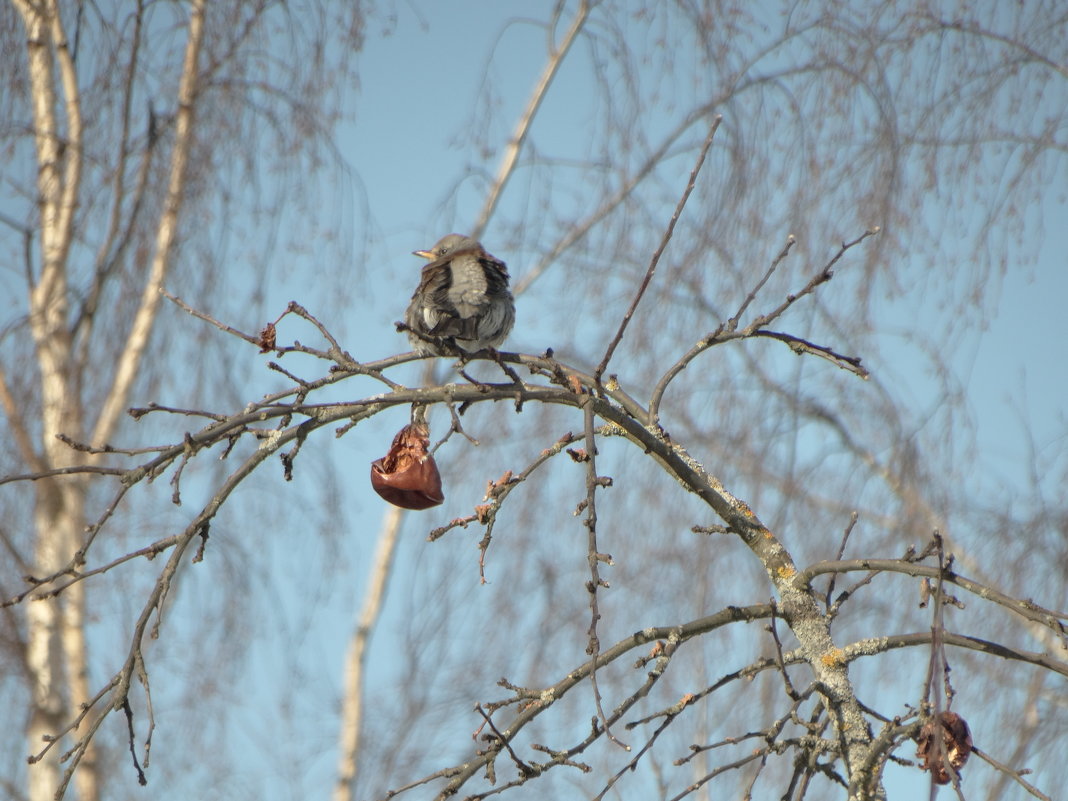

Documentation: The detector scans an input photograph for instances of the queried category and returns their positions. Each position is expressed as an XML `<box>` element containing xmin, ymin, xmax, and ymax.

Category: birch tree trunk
<box><xmin>13</xmin><ymin>1</ymin><xmax>204</xmax><ymax>798</ymax></box>
<box><xmin>15</xmin><ymin>1</ymin><xmax>86</xmax><ymax>798</ymax></box>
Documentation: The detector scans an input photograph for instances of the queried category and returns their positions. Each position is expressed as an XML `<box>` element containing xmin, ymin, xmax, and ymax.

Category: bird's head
<box><xmin>413</xmin><ymin>233</ymin><xmax>478</xmax><ymax>260</ymax></box>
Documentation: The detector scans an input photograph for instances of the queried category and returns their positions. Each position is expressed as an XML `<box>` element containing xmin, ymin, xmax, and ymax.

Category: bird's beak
<box><xmin>413</xmin><ymin>249</ymin><xmax>435</xmax><ymax>260</ymax></box>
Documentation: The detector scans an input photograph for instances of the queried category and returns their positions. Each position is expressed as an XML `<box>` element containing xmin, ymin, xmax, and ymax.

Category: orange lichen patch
<box><xmin>776</xmin><ymin>564</ymin><xmax>796</xmax><ymax>579</ymax></box>
<box><xmin>820</xmin><ymin>648</ymin><xmax>846</xmax><ymax>667</ymax></box>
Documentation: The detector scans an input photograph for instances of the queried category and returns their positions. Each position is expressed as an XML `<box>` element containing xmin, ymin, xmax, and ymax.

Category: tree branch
<box><xmin>91</xmin><ymin>0</ymin><xmax>206</xmax><ymax>448</ymax></box>
<box><xmin>594</xmin><ymin>116</ymin><xmax>721</xmax><ymax>384</ymax></box>
<box><xmin>471</xmin><ymin>0</ymin><xmax>591</xmax><ymax>238</ymax></box>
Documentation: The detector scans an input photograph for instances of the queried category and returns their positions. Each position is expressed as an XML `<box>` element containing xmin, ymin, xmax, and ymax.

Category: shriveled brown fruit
<box><xmin>917</xmin><ymin>711</ymin><xmax>973</xmax><ymax>785</ymax></box>
<box><xmin>370</xmin><ymin>422</ymin><xmax>444</xmax><ymax>510</ymax></box>
<box><xmin>258</xmin><ymin>322</ymin><xmax>277</xmax><ymax>353</ymax></box>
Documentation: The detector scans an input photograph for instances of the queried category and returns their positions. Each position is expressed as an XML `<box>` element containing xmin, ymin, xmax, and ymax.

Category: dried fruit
<box><xmin>370</xmin><ymin>423</ymin><xmax>444</xmax><ymax>510</ymax></box>
<box><xmin>258</xmin><ymin>322</ymin><xmax>276</xmax><ymax>353</ymax></box>
<box><xmin>917</xmin><ymin>711</ymin><xmax>972</xmax><ymax>784</ymax></box>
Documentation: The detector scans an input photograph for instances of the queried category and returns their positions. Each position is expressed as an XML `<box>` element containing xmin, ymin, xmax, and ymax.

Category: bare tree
<box><xmin>334</xmin><ymin>3</ymin><xmax>1068</xmax><ymax>800</ymax></box>
<box><xmin>4</xmin><ymin>222</ymin><xmax>1061</xmax><ymax>799</ymax></box>
<box><xmin>2</xmin><ymin>2</ymin><xmax>1066</xmax><ymax>801</ymax></box>
<box><xmin>0</xmin><ymin>2</ymin><xmax>365</xmax><ymax>799</ymax></box>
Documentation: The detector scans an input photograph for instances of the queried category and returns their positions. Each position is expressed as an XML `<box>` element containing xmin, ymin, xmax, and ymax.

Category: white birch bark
<box><xmin>12</xmin><ymin>0</ymin><xmax>205</xmax><ymax>798</ymax></box>
<box><xmin>333</xmin><ymin>506</ymin><xmax>404</xmax><ymax>801</ymax></box>
<box><xmin>13</xmin><ymin>1</ymin><xmax>84</xmax><ymax>798</ymax></box>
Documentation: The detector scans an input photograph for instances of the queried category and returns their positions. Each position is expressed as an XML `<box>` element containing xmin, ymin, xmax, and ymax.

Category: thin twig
<box><xmin>742</xmin><ymin>228</ymin><xmax>880</xmax><ymax>334</ymax></box>
<box><xmin>475</xmin><ymin>705</ymin><xmax>532</xmax><ymax>775</ymax></box>
<box><xmin>595</xmin><ymin>116</ymin><xmax>722</xmax><ymax>384</ymax></box>
<box><xmin>767</xmin><ymin>603</ymin><xmax>800</xmax><ymax>700</ymax></box>
<box><xmin>162</xmin><ymin>288</ymin><xmax>262</xmax><ymax>346</ymax></box>
<box><xmin>581</xmin><ymin>400</ymin><xmax>626</xmax><ymax>749</ymax></box>
<box><xmin>648</xmin><ymin>228</ymin><xmax>875</xmax><ymax>423</ymax></box>
<box><xmin>3</xmin><ymin>534</ymin><xmax>182</xmax><ymax>607</ymax></box>
<box><xmin>749</xmin><ymin>330</ymin><xmax>869</xmax><ymax>378</ymax></box>
<box><xmin>799</xmin><ymin>558</ymin><xmax>1068</xmax><ymax>636</ymax></box>
<box><xmin>427</xmin><ymin>430</ymin><xmax>580</xmax><ymax>546</ymax></box>
<box><xmin>665</xmin><ymin>748</ymin><xmax>770</xmax><ymax>801</ymax></box>
<box><xmin>726</xmin><ymin>235</ymin><xmax>797</xmax><ymax>331</ymax></box>
<box><xmin>593</xmin><ymin>711</ymin><xmax>676</xmax><ymax>800</ymax></box>
<box><xmin>122</xmin><ymin>698</ymin><xmax>147</xmax><ymax>785</ymax></box>
<box><xmin>0</xmin><ymin>464</ymin><xmax>127</xmax><ymax>488</ymax></box>
<box><xmin>824</xmin><ymin>512</ymin><xmax>860</xmax><ymax>612</ymax></box>
<box><xmin>971</xmin><ymin>745</ymin><xmax>1051</xmax><ymax>801</ymax></box>
<box><xmin>427</xmin><ymin>605</ymin><xmax>773</xmax><ymax>798</ymax></box>
<box><xmin>284</xmin><ymin>300</ymin><xmax>355</xmax><ymax>363</ymax></box>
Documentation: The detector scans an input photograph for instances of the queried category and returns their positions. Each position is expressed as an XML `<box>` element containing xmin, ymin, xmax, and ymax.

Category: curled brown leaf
<box><xmin>917</xmin><ymin>711</ymin><xmax>972</xmax><ymax>784</ymax></box>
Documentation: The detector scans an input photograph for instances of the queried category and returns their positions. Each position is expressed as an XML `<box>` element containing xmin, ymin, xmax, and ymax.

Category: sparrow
<box><xmin>404</xmin><ymin>233</ymin><xmax>515</xmax><ymax>355</ymax></box>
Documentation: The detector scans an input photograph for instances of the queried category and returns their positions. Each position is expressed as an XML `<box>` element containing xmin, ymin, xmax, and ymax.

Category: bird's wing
<box><xmin>477</xmin><ymin>252</ymin><xmax>511</xmax><ymax>298</ymax></box>
<box><xmin>410</xmin><ymin>247</ymin><xmax>510</xmax><ymax>341</ymax></box>
<box><xmin>413</xmin><ymin>260</ymin><xmax>454</xmax><ymax>309</ymax></box>
<box><xmin>411</xmin><ymin>257</ymin><xmax>468</xmax><ymax>337</ymax></box>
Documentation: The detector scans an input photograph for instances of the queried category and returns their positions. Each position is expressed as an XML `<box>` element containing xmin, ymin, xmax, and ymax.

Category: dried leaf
<box><xmin>258</xmin><ymin>322</ymin><xmax>277</xmax><ymax>353</ymax></box>
<box><xmin>370</xmin><ymin>423</ymin><xmax>444</xmax><ymax>510</ymax></box>
<box><xmin>917</xmin><ymin>711</ymin><xmax>972</xmax><ymax>784</ymax></box>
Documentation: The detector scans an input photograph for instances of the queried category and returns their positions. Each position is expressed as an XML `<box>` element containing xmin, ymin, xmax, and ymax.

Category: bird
<box><xmin>404</xmin><ymin>233</ymin><xmax>515</xmax><ymax>355</ymax></box>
